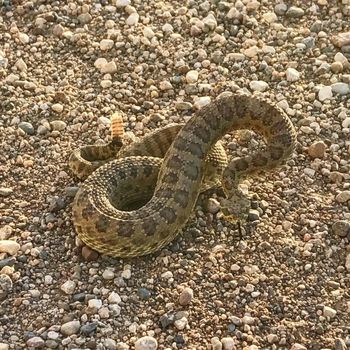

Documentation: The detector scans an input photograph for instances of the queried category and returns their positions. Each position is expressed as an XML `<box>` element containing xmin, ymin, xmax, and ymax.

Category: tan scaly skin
<box><xmin>69</xmin><ymin>92</ymin><xmax>296</xmax><ymax>258</ymax></box>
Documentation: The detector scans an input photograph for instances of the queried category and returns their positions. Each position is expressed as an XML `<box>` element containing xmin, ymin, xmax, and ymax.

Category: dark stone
<box><xmin>80</xmin><ymin>322</ymin><xmax>97</xmax><ymax>336</ymax></box>
<box><xmin>159</xmin><ymin>313</ymin><xmax>175</xmax><ymax>328</ymax></box>
<box><xmin>138</xmin><ymin>288</ymin><xmax>151</xmax><ymax>300</ymax></box>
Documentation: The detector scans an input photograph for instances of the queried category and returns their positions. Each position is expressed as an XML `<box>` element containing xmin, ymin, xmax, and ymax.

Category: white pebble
<box><xmin>161</xmin><ymin>271</ymin><xmax>173</xmax><ymax>279</ymax></box>
<box><xmin>99</xmin><ymin>116</ymin><xmax>111</xmax><ymax>126</ymax></box>
<box><xmin>193</xmin><ymin>96</ymin><xmax>211</xmax><ymax>109</ymax></box>
<box><xmin>100</xmin><ymin>80</ymin><xmax>113</xmax><ymax>88</ymax></box>
<box><xmin>101</xmin><ymin>61</ymin><xmax>118</xmax><ymax>74</ymax></box>
<box><xmin>15</xmin><ymin>58</ymin><xmax>27</xmax><ymax>71</ymax></box>
<box><xmin>262</xmin><ymin>12</ymin><xmax>278</xmax><ymax>23</ymax></box>
<box><xmin>0</xmin><ymin>240</ymin><xmax>20</xmax><ymax>255</ymax></box>
<box><xmin>126</xmin><ymin>13</ymin><xmax>139</xmax><ymax>26</ymax></box>
<box><xmin>286</xmin><ymin>68</ymin><xmax>300</xmax><ymax>82</ymax></box>
<box><xmin>135</xmin><ymin>336</ymin><xmax>158</xmax><ymax>350</ymax></box>
<box><xmin>318</xmin><ymin>86</ymin><xmax>333</xmax><ymax>101</ymax></box>
<box><xmin>159</xmin><ymin>80</ymin><xmax>173</xmax><ymax>90</ymax></box>
<box><xmin>342</xmin><ymin>117</ymin><xmax>350</xmax><ymax>128</ymax></box>
<box><xmin>186</xmin><ymin>70</ymin><xmax>199</xmax><ymax>83</ymax></box>
<box><xmin>108</xmin><ymin>291</ymin><xmax>121</xmax><ymax>304</ymax></box>
<box><xmin>143</xmin><ymin>27</ymin><xmax>155</xmax><ymax>39</ymax></box>
<box><xmin>244</xmin><ymin>46</ymin><xmax>259</xmax><ymax>58</ymax></box>
<box><xmin>51</xmin><ymin>103</ymin><xmax>64</xmax><ymax>113</ymax></box>
<box><xmin>60</xmin><ymin>280</ymin><xmax>76</xmax><ymax>295</ymax></box>
<box><xmin>88</xmin><ymin>299</ymin><xmax>102</xmax><ymax>309</ymax></box>
<box><xmin>100</xmin><ymin>39</ymin><xmax>114</xmax><ymax>51</ymax></box>
<box><xmin>102</xmin><ymin>269</ymin><xmax>115</xmax><ymax>280</ymax></box>
<box><xmin>334</xmin><ymin>52</ymin><xmax>348</xmax><ymax>64</ymax></box>
<box><xmin>221</xmin><ymin>337</ymin><xmax>235</xmax><ymax>350</ymax></box>
<box><xmin>242</xmin><ymin>315</ymin><xmax>255</xmax><ymax>325</ymax></box>
<box><xmin>94</xmin><ymin>58</ymin><xmax>108</xmax><ymax>69</ymax></box>
<box><xmin>18</xmin><ymin>32</ymin><xmax>30</xmax><ymax>44</ymax></box>
<box><xmin>174</xmin><ymin>317</ymin><xmax>188</xmax><ymax>330</ymax></box>
<box><xmin>249</xmin><ymin>80</ymin><xmax>269</xmax><ymax>92</ymax></box>
<box><xmin>116</xmin><ymin>0</ymin><xmax>130</xmax><ymax>6</ymax></box>
<box><xmin>323</xmin><ymin>305</ymin><xmax>337</xmax><ymax>318</ymax></box>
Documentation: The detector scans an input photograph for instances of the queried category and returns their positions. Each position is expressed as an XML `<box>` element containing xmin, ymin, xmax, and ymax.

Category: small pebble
<box><xmin>186</xmin><ymin>70</ymin><xmax>199</xmax><ymax>84</ymax></box>
<box><xmin>318</xmin><ymin>86</ymin><xmax>333</xmax><ymax>101</ymax></box>
<box><xmin>308</xmin><ymin>141</ymin><xmax>326</xmax><ymax>158</ymax></box>
<box><xmin>134</xmin><ymin>336</ymin><xmax>158</xmax><ymax>350</ymax></box>
<box><xmin>332</xmin><ymin>220</ymin><xmax>350</xmax><ymax>238</ymax></box>
<box><xmin>249</xmin><ymin>80</ymin><xmax>269</xmax><ymax>92</ymax></box>
<box><xmin>178</xmin><ymin>287</ymin><xmax>193</xmax><ymax>306</ymax></box>
<box><xmin>126</xmin><ymin>13</ymin><xmax>139</xmax><ymax>26</ymax></box>
<box><xmin>323</xmin><ymin>305</ymin><xmax>337</xmax><ymax>318</ymax></box>
<box><xmin>18</xmin><ymin>122</ymin><xmax>35</xmax><ymax>135</ymax></box>
<box><xmin>286</xmin><ymin>6</ymin><xmax>305</xmax><ymax>17</ymax></box>
<box><xmin>0</xmin><ymin>241</ymin><xmax>20</xmax><ymax>256</ymax></box>
<box><xmin>60</xmin><ymin>280</ymin><xmax>76</xmax><ymax>295</ymax></box>
<box><xmin>60</xmin><ymin>320</ymin><xmax>81</xmax><ymax>336</ymax></box>
<box><xmin>221</xmin><ymin>337</ymin><xmax>234</xmax><ymax>350</ymax></box>
<box><xmin>286</xmin><ymin>68</ymin><xmax>300</xmax><ymax>82</ymax></box>
<box><xmin>51</xmin><ymin>103</ymin><xmax>64</xmax><ymax>113</ymax></box>
<box><xmin>335</xmin><ymin>191</ymin><xmax>350</xmax><ymax>203</ymax></box>
<box><xmin>26</xmin><ymin>337</ymin><xmax>45</xmax><ymax>348</ymax></box>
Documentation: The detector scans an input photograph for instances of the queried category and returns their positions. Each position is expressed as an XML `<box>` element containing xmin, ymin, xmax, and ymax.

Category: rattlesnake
<box><xmin>70</xmin><ymin>92</ymin><xmax>296</xmax><ymax>258</ymax></box>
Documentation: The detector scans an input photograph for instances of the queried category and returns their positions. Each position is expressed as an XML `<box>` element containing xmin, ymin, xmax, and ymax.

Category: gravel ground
<box><xmin>0</xmin><ymin>1</ymin><xmax>350</xmax><ymax>349</ymax></box>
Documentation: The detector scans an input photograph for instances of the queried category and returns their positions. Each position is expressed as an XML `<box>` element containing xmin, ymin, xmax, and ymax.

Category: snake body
<box><xmin>70</xmin><ymin>92</ymin><xmax>296</xmax><ymax>258</ymax></box>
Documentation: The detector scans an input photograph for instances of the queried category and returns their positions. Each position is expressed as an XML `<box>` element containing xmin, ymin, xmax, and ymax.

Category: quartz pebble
<box><xmin>60</xmin><ymin>280</ymin><xmax>76</xmax><ymax>294</ymax></box>
<box><xmin>323</xmin><ymin>306</ymin><xmax>337</xmax><ymax>318</ymax></box>
<box><xmin>100</xmin><ymin>39</ymin><xmax>114</xmax><ymax>51</ymax></box>
<box><xmin>134</xmin><ymin>336</ymin><xmax>158</xmax><ymax>350</ymax></box>
<box><xmin>51</xmin><ymin>103</ymin><xmax>64</xmax><ymax>113</ymax></box>
<box><xmin>318</xmin><ymin>86</ymin><xmax>333</xmax><ymax>101</ymax></box>
<box><xmin>186</xmin><ymin>70</ymin><xmax>199</xmax><ymax>84</ymax></box>
<box><xmin>286</xmin><ymin>68</ymin><xmax>300</xmax><ymax>82</ymax></box>
<box><xmin>249</xmin><ymin>80</ymin><xmax>269</xmax><ymax>91</ymax></box>
<box><xmin>0</xmin><ymin>241</ymin><xmax>20</xmax><ymax>256</ymax></box>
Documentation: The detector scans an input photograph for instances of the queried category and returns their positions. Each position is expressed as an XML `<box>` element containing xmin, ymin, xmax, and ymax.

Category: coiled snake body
<box><xmin>70</xmin><ymin>92</ymin><xmax>296</xmax><ymax>258</ymax></box>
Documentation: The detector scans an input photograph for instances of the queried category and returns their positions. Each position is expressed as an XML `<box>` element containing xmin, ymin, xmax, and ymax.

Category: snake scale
<box><xmin>70</xmin><ymin>92</ymin><xmax>296</xmax><ymax>258</ymax></box>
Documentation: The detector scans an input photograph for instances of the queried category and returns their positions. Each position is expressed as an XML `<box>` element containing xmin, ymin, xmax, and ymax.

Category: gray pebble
<box><xmin>332</xmin><ymin>220</ymin><xmax>350</xmax><ymax>238</ymax></box>
<box><xmin>104</xmin><ymin>338</ymin><xmax>117</xmax><ymax>350</ymax></box>
<box><xmin>248</xmin><ymin>209</ymin><xmax>260</xmax><ymax>222</ymax></box>
<box><xmin>18</xmin><ymin>121</ymin><xmax>35</xmax><ymax>135</ymax></box>
<box><xmin>0</xmin><ymin>274</ymin><xmax>13</xmax><ymax>292</ymax></box>
<box><xmin>81</xmin><ymin>322</ymin><xmax>97</xmax><ymax>335</ymax></box>
<box><xmin>60</xmin><ymin>320</ymin><xmax>80</xmax><ymax>336</ymax></box>
<box><xmin>334</xmin><ymin>338</ymin><xmax>347</xmax><ymax>350</ymax></box>
<box><xmin>274</xmin><ymin>3</ymin><xmax>287</xmax><ymax>15</ymax></box>
<box><xmin>286</xmin><ymin>6</ymin><xmax>305</xmax><ymax>18</ymax></box>
<box><xmin>310</xmin><ymin>20</ymin><xmax>323</xmax><ymax>33</ymax></box>
<box><xmin>65</xmin><ymin>186</ymin><xmax>79</xmax><ymax>197</ymax></box>
<box><xmin>138</xmin><ymin>287</ymin><xmax>151</xmax><ymax>300</ymax></box>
